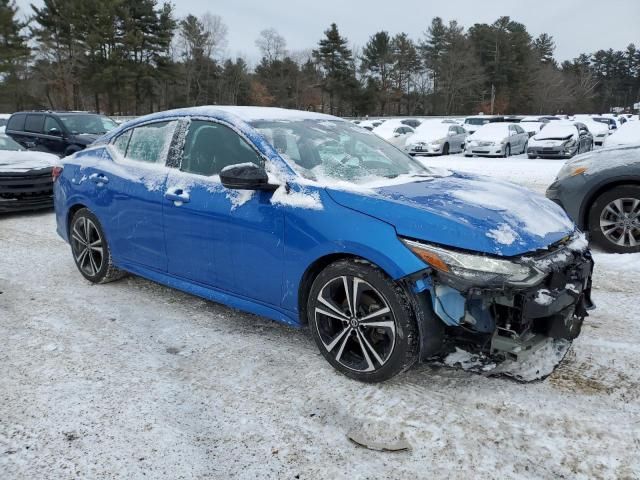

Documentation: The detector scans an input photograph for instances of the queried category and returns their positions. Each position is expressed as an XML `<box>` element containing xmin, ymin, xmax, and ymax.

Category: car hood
<box><xmin>326</xmin><ymin>173</ymin><xmax>575</xmax><ymax>256</ymax></box>
<box><xmin>0</xmin><ymin>150</ymin><xmax>57</xmax><ymax>173</ymax></box>
<box><xmin>70</xmin><ymin>133</ymin><xmax>101</xmax><ymax>145</ymax></box>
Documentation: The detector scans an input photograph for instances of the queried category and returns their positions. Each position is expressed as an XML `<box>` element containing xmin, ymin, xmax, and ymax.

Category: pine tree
<box><xmin>312</xmin><ymin>23</ymin><xmax>354</xmax><ymax>114</ymax></box>
<box><xmin>361</xmin><ymin>31</ymin><xmax>394</xmax><ymax>114</ymax></box>
<box><xmin>0</xmin><ymin>0</ymin><xmax>30</xmax><ymax>110</ymax></box>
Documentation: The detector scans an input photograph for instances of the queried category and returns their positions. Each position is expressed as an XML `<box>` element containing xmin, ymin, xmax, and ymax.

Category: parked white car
<box><xmin>603</xmin><ymin>121</ymin><xmax>640</xmax><ymax>147</ymax></box>
<box><xmin>579</xmin><ymin>119</ymin><xmax>610</xmax><ymax>146</ymax></box>
<box><xmin>519</xmin><ymin>119</ymin><xmax>547</xmax><ymax>137</ymax></box>
<box><xmin>462</xmin><ymin>115</ymin><xmax>504</xmax><ymax>134</ymax></box>
<box><xmin>464</xmin><ymin>123</ymin><xmax>529</xmax><ymax>157</ymax></box>
<box><xmin>358</xmin><ymin>119</ymin><xmax>385</xmax><ymax>131</ymax></box>
<box><xmin>372</xmin><ymin>121</ymin><xmax>415</xmax><ymax>147</ymax></box>
<box><xmin>405</xmin><ymin>121</ymin><xmax>467</xmax><ymax>156</ymax></box>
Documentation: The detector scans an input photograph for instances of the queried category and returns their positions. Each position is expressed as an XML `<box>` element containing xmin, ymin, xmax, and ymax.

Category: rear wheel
<box><xmin>70</xmin><ymin>208</ymin><xmax>126</xmax><ymax>283</ymax></box>
<box><xmin>307</xmin><ymin>259</ymin><xmax>419</xmax><ymax>382</ymax></box>
<box><xmin>588</xmin><ymin>186</ymin><xmax>640</xmax><ymax>253</ymax></box>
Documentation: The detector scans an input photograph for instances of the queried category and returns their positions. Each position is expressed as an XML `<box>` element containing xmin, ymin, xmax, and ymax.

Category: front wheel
<box><xmin>70</xmin><ymin>208</ymin><xmax>126</xmax><ymax>283</ymax></box>
<box><xmin>307</xmin><ymin>259</ymin><xmax>419</xmax><ymax>382</ymax></box>
<box><xmin>442</xmin><ymin>143</ymin><xmax>449</xmax><ymax>156</ymax></box>
<box><xmin>503</xmin><ymin>144</ymin><xmax>511</xmax><ymax>158</ymax></box>
<box><xmin>588</xmin><ymin>186</ymin><xmax>640</xmax><ymax>253</ymax></box>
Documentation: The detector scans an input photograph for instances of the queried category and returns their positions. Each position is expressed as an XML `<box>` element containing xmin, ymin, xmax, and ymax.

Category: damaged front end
<box><xmin>401</xmin><ymin>233</ymin><xmax>594</xmax><ymax>363</ymax></box>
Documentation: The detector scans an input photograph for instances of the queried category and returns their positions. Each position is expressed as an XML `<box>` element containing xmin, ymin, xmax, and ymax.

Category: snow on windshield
<box><xmin>250</xmin><ymin>119</ymin><xmax>433</xmax><ymax>187</ymax></box>
<box><xmin>408</xmin><ymin>122</ymin><xmax>451</xmax><ymax>143</ymax></box>
<box><xmin>534</xmin><ymin>123</ymin><xmax>576</xmax><ymax>139</ymax></box>
<box><xmin>469</xmin><ymin>123</ymin><xmax>509</xmax><ymax>140</ymax></box>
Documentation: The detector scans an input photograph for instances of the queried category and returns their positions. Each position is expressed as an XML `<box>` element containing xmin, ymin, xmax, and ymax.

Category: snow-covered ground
<box><xmin>1</xmin><ymin>155</ymin><xmax>639</xmax><ymax>479</ymax></box>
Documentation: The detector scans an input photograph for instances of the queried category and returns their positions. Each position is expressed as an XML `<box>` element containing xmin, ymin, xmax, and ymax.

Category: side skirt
<box><xmin>116</xmin><ymin>259</ymin><xmax>301</xmax><ymax>328</ymax></box>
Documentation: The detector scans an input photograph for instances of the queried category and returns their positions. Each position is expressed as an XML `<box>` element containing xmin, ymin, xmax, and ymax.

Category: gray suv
<box><xmin>546</xmin><ymin>145</ymin><xmax>640</xmax><ymax>253</ymax></box>
<box><xmin>5</xmin><ymin>111</ymin><xmax>118</xmax><ymax>157</ymax></box>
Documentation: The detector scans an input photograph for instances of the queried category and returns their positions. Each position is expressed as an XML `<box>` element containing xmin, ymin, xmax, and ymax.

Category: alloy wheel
<box><xmin>314</xmin><ymin>276</ymin><xmax>396</xmax><ymax>373</ymax></box>
<box><xmin>70</xmin><ymin>216</ymin><xmax>104</xmax><ymax>277</ymax></box>
<box><xmin>599</xmin><ymin>197</ymin><xmax>640</xmax><ymax>247</ymax></box>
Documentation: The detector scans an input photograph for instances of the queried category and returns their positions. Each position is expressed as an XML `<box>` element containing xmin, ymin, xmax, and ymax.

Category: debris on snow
<box><xmin>490</xmin><ymin>339</ymin><xmax>572</xmax><ymax>382</ymax></box>
<box><xmin>347</xmin><ymin>422</ymin><xmax>411</xmax><ymax>452</ymax></box>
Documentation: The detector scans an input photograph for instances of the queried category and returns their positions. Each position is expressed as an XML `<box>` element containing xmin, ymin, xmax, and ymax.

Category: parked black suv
<box><xmin>5</xmin><ymin>111</ymin><xmax>118</xmax><ymax>157</ymax></box>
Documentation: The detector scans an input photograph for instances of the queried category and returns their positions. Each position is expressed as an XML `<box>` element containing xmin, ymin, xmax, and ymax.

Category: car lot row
<box><xmin>354</xmin><ymin>113</ymin><xmax>639</xmax><ymax>159</ymax></box>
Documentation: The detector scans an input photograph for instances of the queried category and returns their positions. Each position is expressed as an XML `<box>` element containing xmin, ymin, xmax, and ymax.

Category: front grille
<box><xmin>0</xmin><ymin>167</ymin><xmax>53</xmax><ymax>211</ymax></box>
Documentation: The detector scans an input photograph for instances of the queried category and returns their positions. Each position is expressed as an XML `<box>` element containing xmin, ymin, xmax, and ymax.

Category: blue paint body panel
<box><xmin>53</xmin><ymin>107</ymin><xmax>577</xmax><ymax>328</ymax></box>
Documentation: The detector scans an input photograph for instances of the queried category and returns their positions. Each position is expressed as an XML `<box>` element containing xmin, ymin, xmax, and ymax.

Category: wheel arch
<box><xmin>66</xmin><ymin>203</ymin><xmax>89</xmax><ymax>236</ymax></box>
<box><xmin>298</xmin><ymin>253</ymin><xmax>392</xmax><ymax>325</ymax></box>
<box><xmin>580</xmin><ymin>179</ymin><xmax>640</xmax><ymax>230</ymax></box>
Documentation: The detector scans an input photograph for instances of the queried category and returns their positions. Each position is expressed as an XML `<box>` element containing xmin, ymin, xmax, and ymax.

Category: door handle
<box><xmin>165</xmin><ymin>189</ymin><xmax>190</xmax><ymax>204</ymax></box>
<box><xmin>89</xmin><ymin>173</ymin><xmax>109</xmax><ymax>185</ymax></box>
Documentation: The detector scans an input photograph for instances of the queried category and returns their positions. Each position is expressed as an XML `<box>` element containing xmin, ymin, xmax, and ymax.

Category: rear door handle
<box><xmin>89</xmin><ymin>173</ymin><xmax>109</xmax><ymax>185</ymax></box>
<box><xmin>165</xmin><ymin>189</ymin><xmax>190</xmax><ymax>204</ymax></box>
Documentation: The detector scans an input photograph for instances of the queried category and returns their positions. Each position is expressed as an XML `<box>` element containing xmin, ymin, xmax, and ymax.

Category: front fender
<box><xmin>279</xmin><ymin>190</ymin><xmax>427</xmax><ymax>313</ymax></box>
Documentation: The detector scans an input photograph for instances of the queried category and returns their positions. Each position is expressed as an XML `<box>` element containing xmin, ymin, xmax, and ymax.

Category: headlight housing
<box><xmin>556</xmin><ymin>160</ymin><xmax>589</xmax><ymax>180</ymax></box>
<box><xmin>401</xmin><ymin>238</ymin><xmax>546</xmax><ymax>287</ymax></box>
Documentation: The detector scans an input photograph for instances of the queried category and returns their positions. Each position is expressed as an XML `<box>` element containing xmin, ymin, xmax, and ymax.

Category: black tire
<box><xmin>307</xmin><ymin>259</ymin><xmax>419</xmax><ymax>382</ymax></box>
<box><xmin>69</xmin><ymin>208</ymin><xmax>126</xmax><ymax>283</ymax></box>
<box><xmin>503</xmin><ymin>144</ymin><xmax>511</xmax><ymax>158</ymax></box>
<box><xmin>464</xmin><ymin>154</ymin><xmax>472</xmax><ymax>158</ymax></box>
<box><xmin>522</xmin><ymin>141</ymin><xmax>528</xmax><ymax>154</ymax></box>
<box><xmin>588</xmin><ymin>185</ymin><xmax>640</xmax><ymax>253</ymax></box>
<box><xmin>442</xmin><ymin>143</ymin><xmax>449</xmax><ymax>156</ymax></box>
<box><xmin>528</xmin><ymin>155</ymin><xmax>537</xmax><ymax>159</ymax></box>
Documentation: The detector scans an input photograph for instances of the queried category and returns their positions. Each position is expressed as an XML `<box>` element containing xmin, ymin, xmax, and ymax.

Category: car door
<box><xmin>457</xmin><ymin>126</ymin><xmax>468</xmax><ymax>152</ymax></box>
<box><xmin>93</xmin><ymin>120</ymin><xmax>180</xmax><ymax>271</ymax></box>
<box><xmin>163</xmin><ymin>119</ymin><xmax>285</xmax><ymax>306</ymax></box>
<box><xmin>41</xmin><ymin>115</ymin><xmax>66</xmax><ymax>156</ymax></box>
<box><xmin>446</xmin><ymin>126</ymin><xmax>460</xmax><ymax>152</ymax></box>
<box><xmin>22</xmin><ymin>113</ymin><xmax>45</xmax><ymax>151</ymax></box>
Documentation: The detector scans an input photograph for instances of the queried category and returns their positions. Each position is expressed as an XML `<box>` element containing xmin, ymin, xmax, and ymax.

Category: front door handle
<box><xmin>165</xmin><ymin>189</ymin><xmax>190</xmax><ymax>204</ymax></box>
<box><xmin>89</xmin><ymin>173</ymin><xmax>109</xmax><ymax>185</ymax></box>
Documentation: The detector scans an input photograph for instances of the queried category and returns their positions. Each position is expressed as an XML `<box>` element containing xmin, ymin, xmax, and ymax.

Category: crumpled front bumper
<box><xmin>408</xmin><ymin>239</ymin><xmax>594</xmax><ymax>361</ymax></box>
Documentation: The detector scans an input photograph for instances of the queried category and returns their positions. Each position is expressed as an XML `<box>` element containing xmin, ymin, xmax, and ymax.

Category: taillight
<box><xmin>52</xmin><ymin>166</ymin><xmax>63</xmax><ymax>181</ymax></box>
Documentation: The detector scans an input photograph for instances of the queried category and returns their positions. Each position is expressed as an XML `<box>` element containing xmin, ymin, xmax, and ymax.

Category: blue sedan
<box><xmin>53</xmin><ymin>107</ymin><xmax>594</xmax><ymax>382</ymax></box>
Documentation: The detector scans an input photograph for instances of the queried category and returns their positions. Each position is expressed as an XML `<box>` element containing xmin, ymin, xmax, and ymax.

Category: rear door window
<box><xmin>24</xmin><ymin>114</ymin><xmax>44</xmax><ymax>134</ymax></box>
<box><xmin>125</xmin><ymin>121</ymin><xmax>179</xmax><ymax>164</ymax></box>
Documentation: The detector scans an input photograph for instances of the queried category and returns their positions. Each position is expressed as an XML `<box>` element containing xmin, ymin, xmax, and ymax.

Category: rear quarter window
<box><xmin>7</xmin><ymin>113</ymin><xmax>26</xmax><ymax>131</ymax></box>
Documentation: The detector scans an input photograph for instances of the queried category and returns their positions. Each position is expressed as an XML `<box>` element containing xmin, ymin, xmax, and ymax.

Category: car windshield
<box><xmin>250</xmin><ymin>119</ymin><xmax>432</xmax><ymax>184</ymax></box>
<box><xmin>0</xmin><ymin>134</ymin><xmax>25</xmax><ymax>151</ymax></box>
<box><xmin>58</xmin><ymin>114</ymin><xmax>118</xmax><ymax>135</ymax></box>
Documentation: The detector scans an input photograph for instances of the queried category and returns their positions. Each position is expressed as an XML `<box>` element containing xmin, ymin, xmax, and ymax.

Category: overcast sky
<box><xmin>17</xmin><ymin>0</ymin><xmax>640</xmax><ymax>65</ymax></box>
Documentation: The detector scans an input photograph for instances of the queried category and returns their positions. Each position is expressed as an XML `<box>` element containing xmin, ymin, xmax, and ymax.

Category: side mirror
<box><xmin>48</xmin><ymin>127</ymin><xmax>62</xmax><ymax>136</ymax></box>
<box><xmin>220</xmin><ymin>163</ymin><xmax>278</xmax><ymax>191</ymax></box>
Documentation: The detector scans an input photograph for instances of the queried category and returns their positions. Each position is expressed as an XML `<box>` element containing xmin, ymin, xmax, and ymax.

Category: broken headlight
<box><xmin>402</xmin><ymin>238</ymin><xmax>546</xmax><ymax>287</ymax></box>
